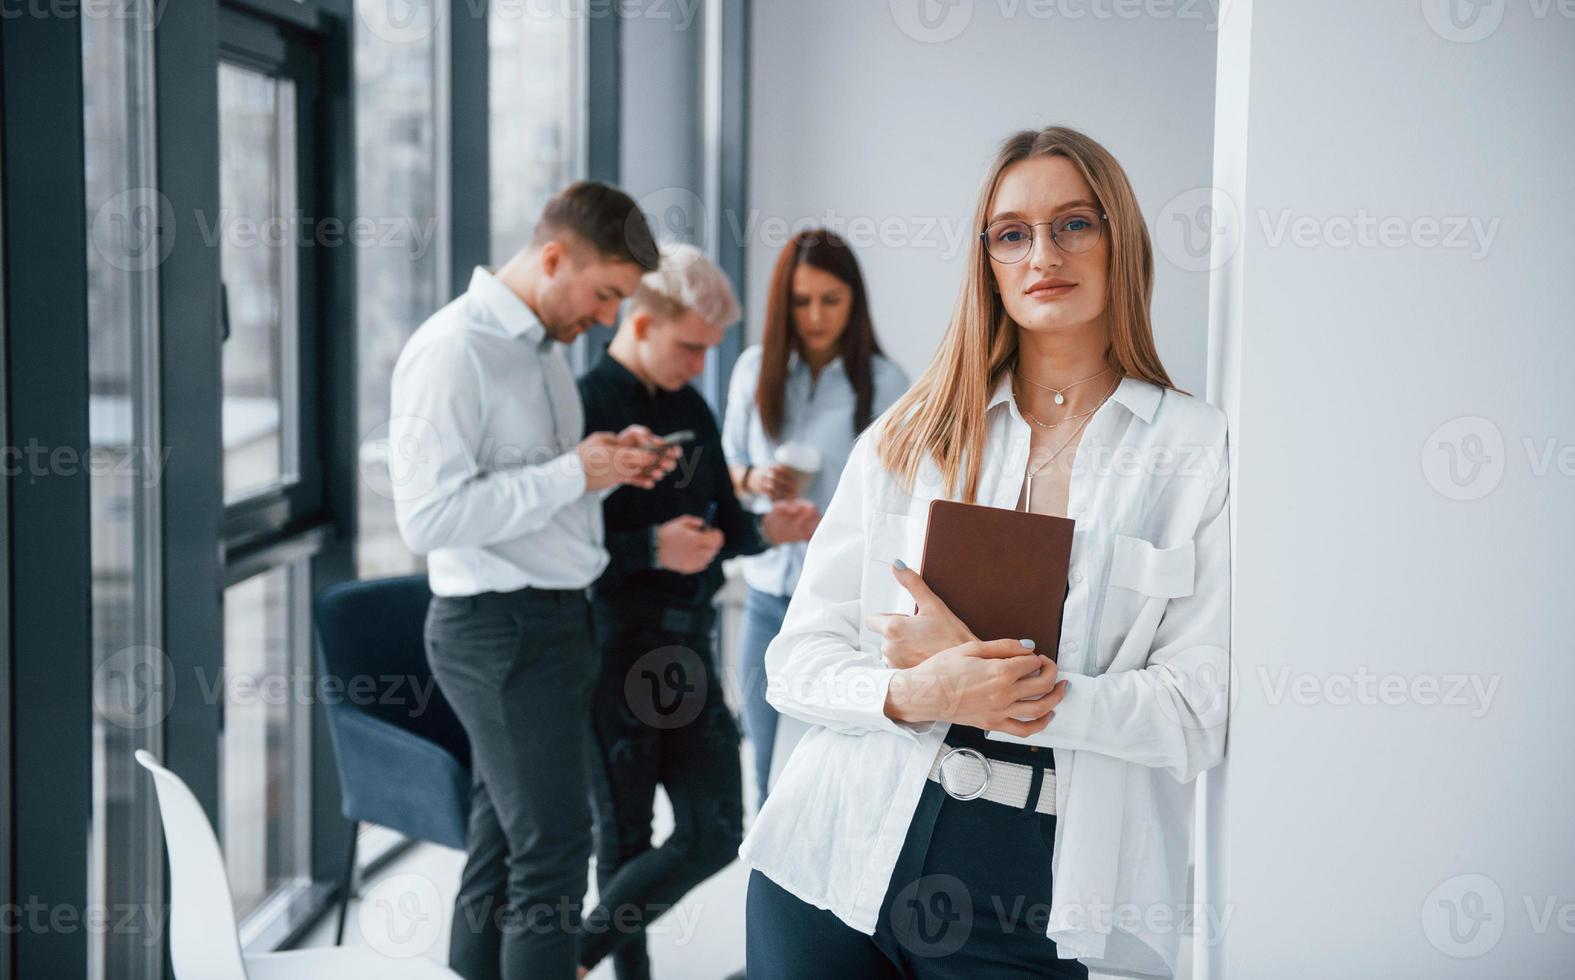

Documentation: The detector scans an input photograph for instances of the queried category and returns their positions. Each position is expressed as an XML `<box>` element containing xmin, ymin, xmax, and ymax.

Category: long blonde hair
<box><xmin>877</xmin><ymin>126</ymin><xmax>1178</xmax><ymax>502</ymax></box>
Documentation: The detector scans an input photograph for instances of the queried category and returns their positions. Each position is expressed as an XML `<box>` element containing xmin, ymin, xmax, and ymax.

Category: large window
<box><xmin>216</xmin><ymin>8</ymin><xmax>331</xmax><ymax>944</ymax></box>
<box><xmin>83</xmin><ymin>2</ymin><xmax>164</xmax><ymax>976</ymax></box>
<box><xmin>220</xmin><ymin>63</ymin><xmax>302</xmax><ymax>504</ymax></box>
<box><xmin>221</xmin><ymin>561</ymin><xmax>312</xmax><ymax>923</ymax></box>
<box><xmin>489</xmin><ymin>3</ymin><xmax>582</xmax><ymax>263</ymax></box>
<box><xmin>353</xmin><ymin>0</ymin><xmax>444</xmax><ymax>578</ymax></box>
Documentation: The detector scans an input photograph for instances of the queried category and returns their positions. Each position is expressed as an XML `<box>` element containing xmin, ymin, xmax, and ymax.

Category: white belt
<box><xmin>926</xmin><ymin>742</ymin><xmax>1057</xmax><ymax>815</ymax></box>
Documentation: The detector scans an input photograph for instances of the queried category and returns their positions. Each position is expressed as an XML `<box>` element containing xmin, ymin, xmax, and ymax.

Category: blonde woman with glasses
<box><xmin>740</xmin><ymin>127</ymin><xmax>1232</xmax><ymax>979</ymax></box>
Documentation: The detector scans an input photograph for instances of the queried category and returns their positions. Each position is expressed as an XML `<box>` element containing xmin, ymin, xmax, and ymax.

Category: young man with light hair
<box><xmin>574</xmin><ymin>243</ymin><xmax>818</xmax><ymax>980</ymax></box>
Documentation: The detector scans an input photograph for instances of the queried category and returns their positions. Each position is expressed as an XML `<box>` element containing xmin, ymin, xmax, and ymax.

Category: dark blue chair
<box><xmin>314</xmin><ymin>575</ymin><xmax>471</xmax><ymax>943</ymax></box>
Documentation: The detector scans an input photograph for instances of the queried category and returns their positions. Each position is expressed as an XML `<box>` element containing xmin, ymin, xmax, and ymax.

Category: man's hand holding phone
<box><xmin>577</xmin><ymin>424</ymin><xmax>683</xmax><ymax>492</ymax></box>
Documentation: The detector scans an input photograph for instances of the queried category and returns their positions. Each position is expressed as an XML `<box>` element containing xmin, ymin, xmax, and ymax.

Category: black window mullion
<box><xmin>2</xmin><ymin>9</ymin><xmax>95</xmax><ymax>980</ymax></box>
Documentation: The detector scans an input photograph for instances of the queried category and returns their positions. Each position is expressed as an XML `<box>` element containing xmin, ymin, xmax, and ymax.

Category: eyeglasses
<box><xmin>980</xmin><ymin>210</ymin><xmax>1108</xmax><ymax>263</ymax></box>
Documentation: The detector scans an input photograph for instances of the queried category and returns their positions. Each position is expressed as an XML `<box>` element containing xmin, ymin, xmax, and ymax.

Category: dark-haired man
<box><xmin>391</xmin><ymin>181</ymin><xmax>678</xmax><ymax>980</ymax></box>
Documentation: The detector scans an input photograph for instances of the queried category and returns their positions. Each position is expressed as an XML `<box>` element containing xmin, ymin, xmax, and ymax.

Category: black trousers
<box><xmin>425</xmin><ymin>587</ymin><xmax>600</xmax><ymax>980</ymax></box>
<box><xmin>745</xmin><ymin>777</ymin><xmax>1089</xmax><ymax>979</ymax></box>
<box><xmin>578</xmin><ymin>601</ymin><xmax>744</xmax><ymax>979</ymax></box>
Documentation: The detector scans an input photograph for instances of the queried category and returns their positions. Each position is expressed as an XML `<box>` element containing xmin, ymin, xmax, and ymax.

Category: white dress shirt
<box><xmin>389</xmin><ymin>267</ymin><xmax>612</xmax><ymax>596</ymax></box>
<box><xmin>737</xmin><ymin>374</ymin><xmax>1232</xmax><ymax>978</ymax></box>
<box><xmin>720</xmin><ymin>344</ymin><xmax>909</xmax><ymax>596</ymax></box>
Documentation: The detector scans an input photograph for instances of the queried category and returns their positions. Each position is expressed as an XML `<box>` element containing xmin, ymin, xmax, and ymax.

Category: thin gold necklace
<box><xmin>1015</xmin><ymin>364</ymin><xmax>1112</xmax><ymax>406</ymax></box>
<box><xmin>1015</xmin><ymin>380</ymin><xmax>1101</xmax><ymax>430</ymax></box>
<box><xmin>1020</xmin><ymin>375</ymin><xmax>1119</xmax><ymax>513</ymax></box>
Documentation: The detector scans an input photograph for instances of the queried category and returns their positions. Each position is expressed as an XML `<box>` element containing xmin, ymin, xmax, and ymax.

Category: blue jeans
<box><xmin>737</xmin><ymin>587</ymin><xmax>792</xmax><ymax>809</ymax></box>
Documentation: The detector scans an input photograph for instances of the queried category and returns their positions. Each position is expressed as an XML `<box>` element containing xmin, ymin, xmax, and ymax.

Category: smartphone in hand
<box><xmin>641</xmin><ymin>429</ymin><xmax>696</xmax><ymax>451</ymax></box>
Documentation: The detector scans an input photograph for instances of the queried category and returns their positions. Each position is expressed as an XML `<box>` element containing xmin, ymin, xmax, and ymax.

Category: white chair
<box><xmin>135</xmin><ymin>750</ymin><xmax>460</xmax><ymax>980</ymax></box>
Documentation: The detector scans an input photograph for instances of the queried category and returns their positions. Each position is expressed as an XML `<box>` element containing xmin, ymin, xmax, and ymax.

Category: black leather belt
<box><xmin>454</xmin><ymin>585</ymin><xmax>589</xmax><ymax>611</ymax></box>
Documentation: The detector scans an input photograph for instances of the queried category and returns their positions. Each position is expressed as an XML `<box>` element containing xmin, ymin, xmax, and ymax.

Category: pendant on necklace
<box><xmin>1054</xmin><ymin>392</ymin><xmax>1065</xmax><ymax>406</ymax></box>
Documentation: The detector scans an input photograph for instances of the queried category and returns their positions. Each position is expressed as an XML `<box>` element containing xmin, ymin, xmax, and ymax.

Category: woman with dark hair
<box><xmin>721</xmin><ymin>229</ymin><xmax>910</xmax><ymax>809</ymax></box>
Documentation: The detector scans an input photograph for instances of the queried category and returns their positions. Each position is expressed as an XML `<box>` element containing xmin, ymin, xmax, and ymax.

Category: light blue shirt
<box><xmin>721</xmin><ymin>344</ymin><xmax>909</xmax><ymax>596</ymax></box>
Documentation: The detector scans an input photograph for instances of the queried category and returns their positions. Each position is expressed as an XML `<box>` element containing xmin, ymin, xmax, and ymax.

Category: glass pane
<box><xmin>219</xmin><ymin>62</ymin><xmax>301</xmax><ymax>503</ymax></box>
<box><xmin>354</xmin><ymin>0</ymin><xmax>442</xmax><ymax>577</ymax></box>
<box><xmin>83</xmin><ymin>1</ymin><xmax>165</xmax><ymax>975</ymax></box>
<box><xmin>489</xmin><ymin>3</ymin><xmax>578</xmax><ymax>263</ymax></box>
<box><xmin>222</xmin><ymin>562</ymin><xmax>310</xmax><ymax>921</ymax></box>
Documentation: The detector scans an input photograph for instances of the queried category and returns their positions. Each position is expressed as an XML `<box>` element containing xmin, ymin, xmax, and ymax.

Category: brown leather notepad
<box><xmin>916</xmin><ymin>499</ymin><xmax>1076</xmax><ymax>661</ymax></box>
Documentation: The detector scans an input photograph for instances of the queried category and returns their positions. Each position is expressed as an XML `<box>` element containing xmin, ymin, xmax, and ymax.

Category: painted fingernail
<box><xmin>893</xmin><ymin>558</ymin><xmax>908</xmax><ymax>571</ymax></box>
<box><xmin>1019</xmin><ymin>638</ymin><xmax>1036</xmax><ymax>649</ymax></box>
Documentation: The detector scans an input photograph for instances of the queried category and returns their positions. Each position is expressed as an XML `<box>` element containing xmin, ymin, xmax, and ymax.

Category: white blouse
<box><xmin>737</xmin><ymin>373</ymin><xmax>1232</xmax><ymax>978</ymax></box>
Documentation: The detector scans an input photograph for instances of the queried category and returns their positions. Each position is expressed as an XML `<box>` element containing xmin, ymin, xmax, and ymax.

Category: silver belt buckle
<box><xmin>937</xmin><ymin>746</ymin><xmax>992</xmax><ymax>801</ymax></box>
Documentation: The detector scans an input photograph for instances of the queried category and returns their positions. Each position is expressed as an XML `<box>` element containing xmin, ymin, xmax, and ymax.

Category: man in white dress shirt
<box><xmin>389</xmin><ymin>182</ymin><xmax>680</xmax><ymax>980</ymax></box>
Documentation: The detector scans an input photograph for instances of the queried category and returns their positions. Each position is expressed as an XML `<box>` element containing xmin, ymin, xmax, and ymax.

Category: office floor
<box><xmin>298</xmin><ymin>754</ymin><xmax>756</xmax><ymax>979</ymax></box>
<box><xmin>296</xmin><ymin>741</ymin><xmax>1163</xmax><ymax>979</ymax></box>
<box><xmin>298</xmin><ymin>584</ymin><xmax>1171</xmax><ymax>978</ymax></box>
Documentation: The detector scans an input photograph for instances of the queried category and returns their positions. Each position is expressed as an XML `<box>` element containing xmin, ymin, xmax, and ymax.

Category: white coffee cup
<box><xmin>774</xmin><ymin>442</ymin><xmax>822</xmax><ymax>496</ymax></box>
